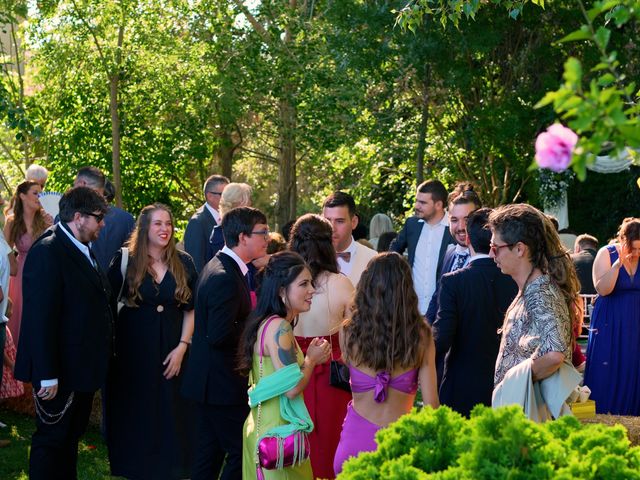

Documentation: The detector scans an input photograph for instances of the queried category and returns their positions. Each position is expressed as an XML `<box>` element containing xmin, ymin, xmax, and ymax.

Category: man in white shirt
<box><xmin>322</xmin><ymin>191</ymin><xmax>376</xmax><ymax>287</ymax></box>
<box><xmin>390</xmin><ymin>180</ymin><xmax>453</xmax><ymax>315</ymax></box>
<box><xmin>184</xmin><ymin>174</ymin><xmax>229</xmax><ymax>273</ymax></box>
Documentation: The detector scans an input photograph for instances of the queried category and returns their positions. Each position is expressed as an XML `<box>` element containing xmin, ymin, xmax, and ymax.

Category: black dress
<box><xmin>106</xmin><ymin>249</ymin><xmax>198</xmax><ymax>480</ymax></box>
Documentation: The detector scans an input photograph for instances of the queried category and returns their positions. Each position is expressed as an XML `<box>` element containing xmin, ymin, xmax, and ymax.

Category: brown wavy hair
<box><xmin>342</xmin><ymin>252</ymin><xmax>431</xmax><ymax>371</ymax></box>
<box><xmin>5</xmin><ymin>180</ymin><xmax>49</xmax><ymax>244</ymax></box>
<box><xmin>125</xmin><ymin>204</ymin><xmax>191</xmax><ymax>305</ymax></box>
<box><xmin>489</xmin><ymin>203</ymin><xmax>581</xmax><ymax>331</ymax></box>
<box><xmin>617</xmin><ymin>217</ymin><xmax>640</xmax><ymax>245</ymax></box>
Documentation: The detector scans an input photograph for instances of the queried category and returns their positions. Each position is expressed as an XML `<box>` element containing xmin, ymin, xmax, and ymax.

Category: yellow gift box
<box><xmin>569</xmin><ymin>399</ymin><xmax>596</xmax><ymax>419</ymax></box>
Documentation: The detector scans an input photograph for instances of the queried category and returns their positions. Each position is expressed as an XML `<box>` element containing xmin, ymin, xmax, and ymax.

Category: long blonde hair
<box><xmin>125</xmin><ymin>204</ymin><xmax>191</xmax><ymax>305</ymax></box>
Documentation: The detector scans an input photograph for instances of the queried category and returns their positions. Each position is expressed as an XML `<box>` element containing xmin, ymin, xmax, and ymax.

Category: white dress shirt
<box><xmin>413</xmin><ymin>212</ymin><xmax>449</xmax><ymax>315</ymax></box>
<box><xmin>221</xmin><ymin>246</ymin><xmax>249</xmax><ymax>276</ymax></box>
<box><xmin>204</xmin><ymin>203</ymin><xmax>221</xmax><ymax>225</ymax></box>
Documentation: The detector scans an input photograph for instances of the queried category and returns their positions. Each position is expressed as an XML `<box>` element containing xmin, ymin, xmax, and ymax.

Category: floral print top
<box><xmin>494</xmin><ymin>274</ymin><xmax>572</xmax><ymax>385</ymax></box>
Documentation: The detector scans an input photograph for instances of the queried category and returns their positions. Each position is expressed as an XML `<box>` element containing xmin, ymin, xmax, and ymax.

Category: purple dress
<box><xmin>333</xmin><ymin>366</ymin><xmax>418</xmax><ymax>475</ymax></box>
<box><xmin>8</xmin><ymin>232</ymin><xmax>34</xmax><ymax>344</ymax></box>
<box><xmin>584</xmin><ymin>245</ymin><xmax>640</xmax><ymax>415</ymax></box>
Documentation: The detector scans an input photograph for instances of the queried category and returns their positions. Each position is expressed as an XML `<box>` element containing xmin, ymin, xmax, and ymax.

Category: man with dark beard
<box><xmin>15</xmin><ymin>187</ymin><xmax>113</xmax><ymax>480</ymax></box>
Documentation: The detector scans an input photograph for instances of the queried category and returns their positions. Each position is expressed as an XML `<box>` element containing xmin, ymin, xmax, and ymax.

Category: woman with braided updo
<box><xmin>488</xmin><ymin>204</ymin><xmax>580</xmax><ymax>389</ymax></box>
<box><xmin>584</xmin><ymin>217</ymin><xmax>640</xmax><ymax>415</ymax></box>
<box><xmin>288</xmin><ymin>214</ymin><xmax>354</xmax><ymax>479</ymax></box>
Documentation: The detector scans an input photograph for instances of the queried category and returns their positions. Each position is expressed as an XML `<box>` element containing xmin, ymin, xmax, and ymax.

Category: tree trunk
<box><xmin>415</xmin><ymin>69</ymin><xmax>430</xmax><ymax>186</ymax></box>
<box><xmin>214</xmin><ymin>129</ymin><xmax>235</xmax><ymax>180</ymax></box>
<box><xmin>110</xmin><ymin>23</ymin><xmax>125</xmax><ymax>208</ymax></box>
<box><xmin>276</xmin><ymin>95</ymin><xmax>297</xmax><ymax>228</ymax></box>
<box><xmin>109</xmin><ymin>73</ymin><xmax>122</xmax><ymax>208</ymax></box>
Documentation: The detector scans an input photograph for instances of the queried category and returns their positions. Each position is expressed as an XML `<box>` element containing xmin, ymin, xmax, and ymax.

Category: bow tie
<box><xmin>337</xmin><ymin>251</ymin><xmax>351</xmax><ymax>263</ymax></box>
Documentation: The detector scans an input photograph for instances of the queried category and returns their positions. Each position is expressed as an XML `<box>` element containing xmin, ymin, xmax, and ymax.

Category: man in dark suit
<box><xmin>571</xmin><ymin>234</ymin><xmax>598</xmax><ymax>295</ymax></box>
<box><xmin>425</xmin><ymin>184</ymin><xmax>482</xmax><ymax>324</ymax></box>
<box><xmin>184</xmin><ymin>174</ymin><xmax>230</xmax><ymax>273</ymax></box>
<box><xmin>390</xmin><ymin>179</ymin><xmax>453</xmax><ymax>314</ymax></box>
<box><xmin>15</xmin><ymin>187</ymin><xmax>113</xmax><ymax>480</ymax></box>
<box><xmin>432</xmin><ymin>208</ymin><xmax>517</xmax><ymax>417</ymax></box>
<box><xmin>73</xmin><ymin>166</ymin><xmax>135</xmax><ymax>271</ymax></box>
<box><xmin>182</xmin><ymin>206</ymin><xmax>269</xmax><ymax>480</ymax></box>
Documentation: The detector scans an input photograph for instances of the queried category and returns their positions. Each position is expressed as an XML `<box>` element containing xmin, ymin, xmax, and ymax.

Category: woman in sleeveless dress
<box><xmin>239</xmin><ymin>251</ymin><xmax>331</xmax><ymax>479</ymax></box>
<box><xmin>334</xmin><ymin>252</ymin><xmax>438</xmax><ymax>475</ymax></box>
<box><xmin>585</xmin><ymin>217</ymin><xmax>640</xmax><ymax>415</ymax></box>
<box><xmin>106</xmin><ymin>204</ymin><xmax>198</xmax><ymax>479</ymax></box>
<box><xmin>288</xmin><ymin>214</ymin><xmax>354</xmax><ymax>479</ymax></box>
<box><xmin>4</xmin><ymin>180</ymin><xmax>51</xmax><ymax>344</ymax></box>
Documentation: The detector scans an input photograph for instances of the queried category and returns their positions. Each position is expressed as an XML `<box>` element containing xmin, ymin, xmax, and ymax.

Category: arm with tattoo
<box><xmin>275</xmin><ymin>321</ymin><xmax>298</xmax><ymax>366</ymax></box>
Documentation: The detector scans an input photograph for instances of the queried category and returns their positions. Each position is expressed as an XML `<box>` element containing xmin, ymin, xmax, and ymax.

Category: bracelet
<box><xmin>179</xmin><ymin>340</ymin><xmax>191</xmax><ymax>346</ymax></box>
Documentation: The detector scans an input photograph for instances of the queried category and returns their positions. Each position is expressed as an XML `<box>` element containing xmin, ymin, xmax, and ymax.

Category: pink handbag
<box><xmin>254</xmin><ymin>316</ymin><xmax>310</xmax><ymax>478</ymax></box>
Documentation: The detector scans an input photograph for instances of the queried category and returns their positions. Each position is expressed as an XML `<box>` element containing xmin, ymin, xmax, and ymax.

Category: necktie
<box><xmin>451</xmin><ymin>252</ymin><xmax>469</xmax><ymax>272</ymax></box>
<box><xmin>337</xmin><ymin>251</ymin><xmax>351</xmax><ymax>263</ymax></box>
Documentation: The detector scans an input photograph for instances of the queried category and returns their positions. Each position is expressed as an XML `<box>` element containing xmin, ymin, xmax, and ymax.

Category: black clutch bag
<box><xmin>329</xmin><ymin>360</ymin><xmax>351</xmax><ymax>392</ymax></box>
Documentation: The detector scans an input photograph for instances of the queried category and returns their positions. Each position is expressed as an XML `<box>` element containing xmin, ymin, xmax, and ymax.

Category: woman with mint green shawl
<box><xmin>238</xmin><ymin>251</ymin><xmax>332</xmax><ymax>479</ymax></box>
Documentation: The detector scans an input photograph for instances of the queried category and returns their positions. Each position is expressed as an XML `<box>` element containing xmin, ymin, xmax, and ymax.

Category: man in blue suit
<box><xmin>390</xmin><ymin>179</ymin><xmax>453</xmax><ymax>315</ymax></box>
<box><xmin>184</xmin><ymin>174</ymin><xmax>229</xmax><ymax>273</ymax></box>
<box><xmin>73</xmin><ymin>167</ymin><xmax>135</xmax><ymax>272</ymax></box>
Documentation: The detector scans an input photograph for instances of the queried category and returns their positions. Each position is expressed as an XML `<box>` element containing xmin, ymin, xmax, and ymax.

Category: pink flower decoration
<box><xmin>535</xmin><ymin>124</ymin><xmax>578</xmax><ymax>173</ymax></box>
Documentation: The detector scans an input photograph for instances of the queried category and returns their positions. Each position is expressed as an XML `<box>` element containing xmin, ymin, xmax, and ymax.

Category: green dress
<box><xmin>242</xmin><ymin>336</ymin><xmax>313</xmax><ymax>479</ymax></box>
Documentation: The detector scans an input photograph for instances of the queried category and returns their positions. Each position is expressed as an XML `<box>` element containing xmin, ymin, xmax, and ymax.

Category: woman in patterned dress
<box><xmin>488</xmin><ymin>204</ymin><xmax>580</xmax><ymax>388</ymax></box>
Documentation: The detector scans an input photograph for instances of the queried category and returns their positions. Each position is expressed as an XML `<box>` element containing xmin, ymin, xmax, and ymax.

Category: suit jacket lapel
<box><xmin>218</xmin><ymin>251</ymin><xmax>251</xmax><ymax>300</ymax></box>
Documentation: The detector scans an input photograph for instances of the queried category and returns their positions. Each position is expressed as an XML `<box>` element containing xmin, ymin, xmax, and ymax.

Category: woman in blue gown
<box><xmin>584</xmin><ymin>217</ymin><xmax>640</xmax><ymax>415</ymax></box>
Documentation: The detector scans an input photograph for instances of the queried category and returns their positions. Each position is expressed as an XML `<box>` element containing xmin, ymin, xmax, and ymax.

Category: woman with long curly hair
<box><xmin>239</xmin><ymin>251</ymin><xmax>331</xmax><ymax>479</ymax></box>
<box><xmin>488</xmin><ymin>204</ymin><xmax>580</xmax><ymax>392</ymax></box>
<box><xmin>4</xmin><ymin>180</ymin><xmax>51</xmax><ymax>343</ymax></box>
<box><xmin>584</xmin><ymin>217</ymin><xmax>640</xmax><ymax>415</ymax></box>
<box><xmin>105</xmin><ymin>203</ymin><xmax>198</xmax><ymax>480</ymax></box>
<box><xmin>288</xmin><ymin>214</ymin><xmax>354</xmax><ymax>479</ymax></box>
<box><xmin>333</xmin><ymin>252</ymin><xmax>438</xmax><ymax>475</ymax></box>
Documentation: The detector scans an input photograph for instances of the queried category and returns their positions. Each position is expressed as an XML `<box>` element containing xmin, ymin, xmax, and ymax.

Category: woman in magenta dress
<box><xmin>288</xmin><ymin>214</ymin><xmax>354</xmax><ymax>479</ymax></box>
<box><xmin>585</xmin><ymin>217</ymin><xmax>640</xmax><ymax>415</ymax></box>
<box><xmin>334</xmin><ymin>252</ymin><xmax>439</xmax><ymax>475</ymax></box>
<box><xmin>3</xmin><ymin>180</ymin><xmax>51</xmax><ymax>344</ymax></box>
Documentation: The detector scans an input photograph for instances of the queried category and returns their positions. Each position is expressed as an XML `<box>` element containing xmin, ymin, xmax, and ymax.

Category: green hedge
<box><xmin>337</xmin><ymin>405</ymin><xmax>640</xmax><ymax>479</ymax></box>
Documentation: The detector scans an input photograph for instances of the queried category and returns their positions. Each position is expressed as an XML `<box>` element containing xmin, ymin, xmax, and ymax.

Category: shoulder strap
<box><xmin>117</xmin><ymin>247</ymin><xmax>129</xmax><ymax>303</ymax></box>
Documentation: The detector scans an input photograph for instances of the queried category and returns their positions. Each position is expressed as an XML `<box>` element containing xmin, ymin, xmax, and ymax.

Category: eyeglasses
<box><xmin>489</xmin><ymin>242</ymin><xmax>515</xmax><ymax>256</ymax></box>
<box><xmin>83</xmin><ymin>212</ymin><xmax>105</xmax><ymax>223</ymax></box>
<box><xmin>207</xmin><ymin>191</ymin><xmax>224</xmax><ymax>196</ymax></box>
<box><xmin>250</xmin><ymin>229</ymin><xmax>270</xmax><ymax>239</ymax></box>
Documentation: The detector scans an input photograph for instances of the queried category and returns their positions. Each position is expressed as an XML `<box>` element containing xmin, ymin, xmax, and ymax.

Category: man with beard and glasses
<box><xmin>15</xmin><ymin>187</ymin><xmax>113</xmax><ymax>480</ymax></box>
<box><xmin>425</xmin><ymin>183</ymin><xmax>482</xmax><ymax>324</ymax></box>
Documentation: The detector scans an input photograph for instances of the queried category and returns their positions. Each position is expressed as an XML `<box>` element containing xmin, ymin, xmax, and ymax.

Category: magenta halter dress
<box><xmin>333</xmin><ymin>366</ymin><xmax>418</xmax><ymax>475</ymax></box>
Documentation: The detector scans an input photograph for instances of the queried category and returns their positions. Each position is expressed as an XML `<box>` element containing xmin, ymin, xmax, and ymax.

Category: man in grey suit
<box><xmin>390</xmin><ymin>179</ymin><xmax>453</xmax><ymax>314</ymax></box>
<box><xmin>184</xmin><ymin>174</ymin><xmax>229</xmax><ymax>273</ymax></box>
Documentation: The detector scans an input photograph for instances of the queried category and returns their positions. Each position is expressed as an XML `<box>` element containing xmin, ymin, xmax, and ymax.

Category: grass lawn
<box><xmin>0</xmin><ymin>406</ymin><xmax>112</xmax><ymax>480</ymax></box>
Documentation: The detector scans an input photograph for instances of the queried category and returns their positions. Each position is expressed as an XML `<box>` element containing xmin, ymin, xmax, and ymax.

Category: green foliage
<box><xmin>337</xmin><ymin>405</ymin><xmax>640</xmax><ymax>480</ymax></box>
<box><xmin>399</xmin><ymin>0</ymin><xmax>640</xmax><ymax>183</ymax></box>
